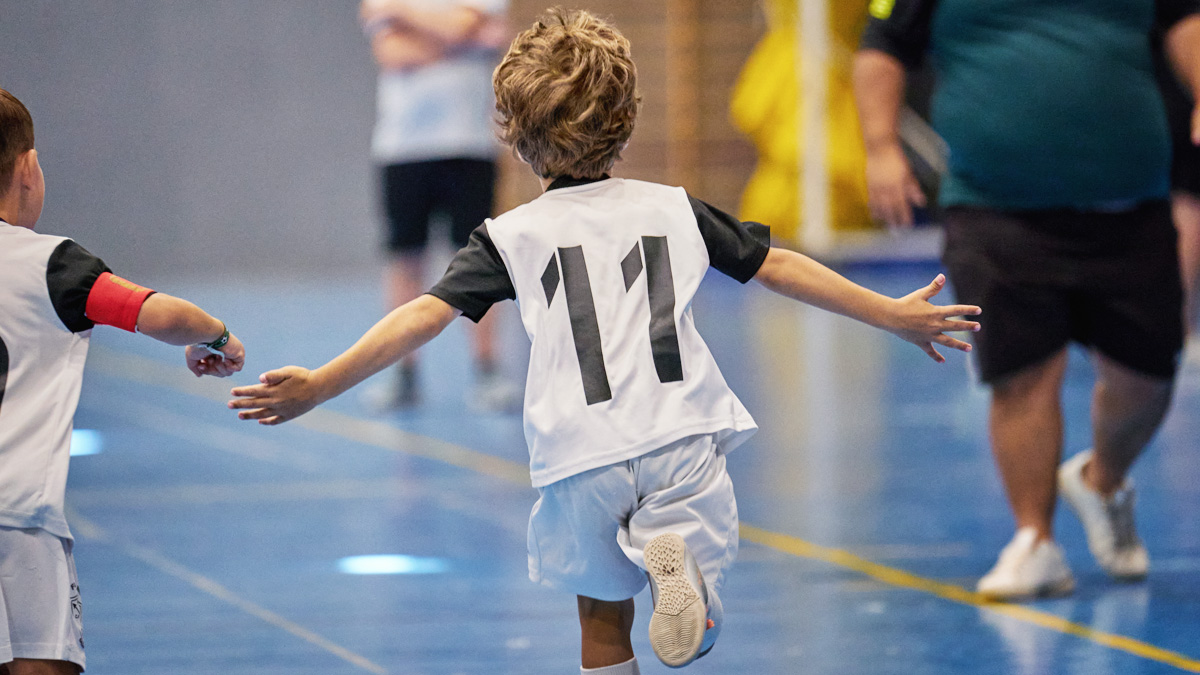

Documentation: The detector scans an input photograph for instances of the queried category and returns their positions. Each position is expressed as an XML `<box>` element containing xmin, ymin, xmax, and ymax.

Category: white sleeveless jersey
<box><xmin>0</xmin><ymin>223</ymin><xmax>110</xmax><ymax>539</ymax></box>
<box><xmin>430</xmin><ymin>178</ymin><xmax>770</xmax><ymax>486</ymax></box>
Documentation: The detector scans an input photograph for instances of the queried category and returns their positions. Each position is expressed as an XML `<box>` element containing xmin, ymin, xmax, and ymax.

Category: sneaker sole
<box><xmin>978</xmin><ymin>577</ymin><xmax>1076</xmax><ymax>602</ymax></box>
<box><xmin>645</xmin><ymin>534</ymin><xmax>707</xmax><ymax>668</ymax></box>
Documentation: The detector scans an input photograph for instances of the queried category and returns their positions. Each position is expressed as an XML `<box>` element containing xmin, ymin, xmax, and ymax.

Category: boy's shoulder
<box><xmin>0</xmin><ymin>225</ymin><xmax>72</xmax><ymax>259</ymax></box>
<box><xmin>491</xmin><ymin>178</ymin><xmax>689</xmax><ymax>226</ymax></box>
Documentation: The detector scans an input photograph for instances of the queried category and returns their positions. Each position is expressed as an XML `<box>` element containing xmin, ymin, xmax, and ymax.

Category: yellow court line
<box><xmin>67</xmin><ymin>510</ymin><xmax>388</xmax><ymax>674</ymax></box>
<box><xmin>738</xmin><ymin>525</ymin><xmax>1200</xmax><ymax>673</ymax></box>
<box><xmin>85</xmin><ymin>347</ymin><xmax>1200</xmax><ymax>673</ymax></box>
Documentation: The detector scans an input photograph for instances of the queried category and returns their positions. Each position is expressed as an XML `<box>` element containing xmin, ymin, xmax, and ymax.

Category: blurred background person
<box><xmin>360</xmin><ymin>0</ymin><xmax>519</xmax><ymax>411</ymax></box>
<box><xmin>853</xmin><ymin>0</ymin><xmax>1200</xmax><ymax>599</ymax></box>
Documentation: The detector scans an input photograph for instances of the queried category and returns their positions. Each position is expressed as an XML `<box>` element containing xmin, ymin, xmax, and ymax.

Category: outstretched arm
<box><xmin>135</xmin><ymin>293</ymin><xmax>245</xmax><ymax>377</ymax></box>
<box><xmin>753</xmin><ymin>248</ymin><xmax>980</xmax><ymax>362</ymax></box>
<box><xmin>229</xmin><ymin>294</ymin><xmax>459</xmax><ymax>425</ymax></box>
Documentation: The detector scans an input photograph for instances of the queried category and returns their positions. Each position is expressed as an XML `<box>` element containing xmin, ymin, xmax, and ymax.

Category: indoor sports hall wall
<box><xmin>0</xmin><ymin>2</ymin><xmax>762</xmax><ymax>279</ymax></box>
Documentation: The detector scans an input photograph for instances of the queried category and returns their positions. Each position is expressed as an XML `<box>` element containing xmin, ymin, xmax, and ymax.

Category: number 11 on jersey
<box><xmin>541</xmin><ymin>236</ymin><xmax>683</xmax><ymax>406</ymax></box>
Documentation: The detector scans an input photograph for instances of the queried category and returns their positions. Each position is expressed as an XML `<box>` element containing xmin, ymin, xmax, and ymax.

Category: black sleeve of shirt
<box><xmin>688</xmin><ymin>195</ymin><xmax>771</xmax><ymax>284</ymax></box>
<box><xmin>1157</xmin><ymin>0</ymin><xmax>1200</xmax><ymax>31</ymax></box>
<box><xmin>858</xmin><ymin>0</ymin><xmax>937</xmax><ymax>70</ymax></box>
<box><xmin>46</xmin><ymin>240</ymin><xmax>112</xmax><ymax>333</ymax></box>
<box><xmin>427</xmin><ymin>223</ymin><xmax>516</xmax><ymax>323</ymax></box>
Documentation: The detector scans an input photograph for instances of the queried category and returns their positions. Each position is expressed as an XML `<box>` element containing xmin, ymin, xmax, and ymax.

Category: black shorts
<box><xmin>380</xmin><ymin>158</ymin><xmax>497</xmax><ymax>252</ymax></box>
<box><xmin>942</xmin><ymin>202</ymin><xmax>1184</xmax><ymax>383</ymax></box>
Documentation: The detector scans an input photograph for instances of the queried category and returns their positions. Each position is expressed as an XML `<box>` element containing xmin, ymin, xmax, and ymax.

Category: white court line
<box><xmin>67</xmin><ymin>510</ymin><xmax>388</xmax><ymax>674</ymax></box>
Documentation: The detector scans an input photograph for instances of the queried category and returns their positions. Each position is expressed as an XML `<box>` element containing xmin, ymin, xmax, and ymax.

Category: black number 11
<box><xmin>540</xmin><ymin>236</ymin><xmax>683</xmax><ymax>405</ymax></box>
<box><xmin>0</xmin><ymin>336</ymin><xmax>8</xmax><ymax>417</ymax></box>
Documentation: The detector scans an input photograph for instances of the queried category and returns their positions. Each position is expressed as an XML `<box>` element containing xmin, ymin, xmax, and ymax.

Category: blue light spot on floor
<box><xmin>70</xmin><ymin>429</ymin><xmax>104</xmax><ymax>456</ymax></box>
<box><xmin>337</xmin><ymin>554</ymin><xmax>450</xmax><ymax>575</ymax></box>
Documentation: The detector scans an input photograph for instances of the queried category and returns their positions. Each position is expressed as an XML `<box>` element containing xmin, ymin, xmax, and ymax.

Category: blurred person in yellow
<box><xmin>730</xmin><ymin>0</ymin><xmax>874</xmax><ymax>241</ymax></box>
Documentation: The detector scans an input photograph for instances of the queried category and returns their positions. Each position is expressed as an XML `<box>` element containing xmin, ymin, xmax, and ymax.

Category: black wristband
<box><xmin>200</xmin><ymin>323</ymin><xmax>230</xmax><ymax>354</ymax></box>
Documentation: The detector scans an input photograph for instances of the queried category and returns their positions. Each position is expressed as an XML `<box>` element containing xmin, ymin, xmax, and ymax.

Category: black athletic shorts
<box><xmin>380</xmin><ymin>158</ymin><xmax>497</xmax><ymax>252</ymax></box>
<box><xmin>942</xmin><ymin>201</ymin><xmax>1184</xmax><ymax>383</ymax></box>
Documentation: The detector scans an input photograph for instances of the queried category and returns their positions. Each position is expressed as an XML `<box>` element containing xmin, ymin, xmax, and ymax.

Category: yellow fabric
<box><xmin>731</xmin><ymin>0</ymin><xmax>873</xmax><ymax>240</ymax></box>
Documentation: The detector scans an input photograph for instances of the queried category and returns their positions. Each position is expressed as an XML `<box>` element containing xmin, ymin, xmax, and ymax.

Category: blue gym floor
<box><xmin>66</xmin><ymin>261</ymin><xmax>1200</xmax><ymax>674</ymax></box>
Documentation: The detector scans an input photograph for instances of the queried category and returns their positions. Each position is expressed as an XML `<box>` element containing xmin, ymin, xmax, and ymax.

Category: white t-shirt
<box><xmin>429</xmin><ymin>177</ymin><xmax>770</xmax><ymax>486</ymax></box>
<box><xmin>369</xmin><ymin>0</ymin><xmax>507</xmax><ymax>164</ymax></box>
<box><xmin>0</xmin><ymin>223</ymin><xmax>111</xmax><ymax>540</ymax></box>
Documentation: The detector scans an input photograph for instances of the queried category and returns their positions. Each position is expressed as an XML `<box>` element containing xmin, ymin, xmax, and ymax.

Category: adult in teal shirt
<box><xmin>854</xmin><ymin>0</ymin><xmax>1200</xmax><ymax>600</ymax></box>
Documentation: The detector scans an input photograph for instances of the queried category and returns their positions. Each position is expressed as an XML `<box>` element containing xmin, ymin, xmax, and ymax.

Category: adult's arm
<box><xmin>1162</xmin><ymin>0</ymin><xmax>1200</xmax><ymax>142</ymax></box>
<box><xmin>853</xmin><ymin>51</ymin><xmax>924</xmax><ymax>227</ymax></box>
<box><xmin>853</xmin><ymin>0</ymin><xmax>938</xmax><ymax>227</ymax></box>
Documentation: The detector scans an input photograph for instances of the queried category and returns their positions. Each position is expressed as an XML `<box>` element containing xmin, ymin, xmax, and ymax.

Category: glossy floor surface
<box><xmin>66</xmin><ymin>263</ymin><xmax>1200</xmax><ymax>674</ymax></box>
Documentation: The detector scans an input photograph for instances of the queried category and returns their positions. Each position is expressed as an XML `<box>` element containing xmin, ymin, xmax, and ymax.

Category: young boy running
<box><xmin>0</xmin><ymin>88</ymin><xmax>245</xmax><ymax>675</ymax></box>
<box><xmin>229</xmin><ymin>9</ymin><xmax>980</xmax><ymax>673</ymax></box>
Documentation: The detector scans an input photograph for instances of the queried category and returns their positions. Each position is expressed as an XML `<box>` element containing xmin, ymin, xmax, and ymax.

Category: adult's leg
<box><xmin>989</xmin><ymin>348</ymin><xmax>1069</xmax><ymax>540</ymax></box>
<box><xmin>1086</xmin><ymin>352</ymin><xmax>1174</xmax><ymax>495</ymax></box>
<box><xmin>383</xmin><ymin>250</ymin><xmax>426</xmax><ymax>368</ymax></box>
<box><xmin>577</xmin><ymin>596</ymin><xmax>635</xmax><ymax>669</ymax></box>
<box><xmin>5</xmin><ymin>659</ymin><xmax>79</xmax><ymax>675</ymax></box>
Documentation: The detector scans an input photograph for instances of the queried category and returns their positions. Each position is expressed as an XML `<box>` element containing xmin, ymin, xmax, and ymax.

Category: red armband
<box><xmin>85</xmin><ymin>272</ymin><xmax>155</xmax><ymax>332</ymax></box>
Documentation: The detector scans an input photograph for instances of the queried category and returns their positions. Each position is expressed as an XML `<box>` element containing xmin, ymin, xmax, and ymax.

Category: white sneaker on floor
<box><xmin>977</xmin><ymin>528</ymin><xmax>1075</xmax><ymax>600</ymax></box>
<box><xmin>1058</xmin><ymin>449</ymin><xmax>1149</xmax><ymax>580</ymax></box>
<box><xmin>644</xmin><ymin>533</ymin><xmax>718</xmax><ymax>668</ymax></box>
<box><xmin>468</xmin><ymin>371</ymin><xmax>523</xmax><ymax>413</ymax></box>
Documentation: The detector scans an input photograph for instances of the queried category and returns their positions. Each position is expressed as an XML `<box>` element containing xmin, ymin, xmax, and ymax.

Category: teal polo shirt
<box><xmin>861</xmin><ymin>0</ymin><xmax>1200</xmax><ymax>210</ymax></box>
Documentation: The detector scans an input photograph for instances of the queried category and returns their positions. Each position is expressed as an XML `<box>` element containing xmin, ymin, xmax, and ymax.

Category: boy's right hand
<box><xmin>228</xmin><ymin>366</ymin><xmax>322</xmax><ymax>425</ymax></box>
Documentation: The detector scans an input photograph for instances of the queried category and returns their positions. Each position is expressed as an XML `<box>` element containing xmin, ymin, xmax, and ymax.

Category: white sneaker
<box><xmin>360</xmin><ymin>363</ymin><xmax>419</xmax><ymax>412</ymax></box>
<box><xmin>1058</xmin><ymin>450</ymin><xmax>1149</xmax><ymax>580</ymax></box>
<box><xmin>644</xmin><ymin>533</ymin><xmax>719</xmax><ymax>668</ymax></box>
<box><xmin>977</xmin><ymin>528</ymin><xmax>1075</xmax><ymax>600</ymax></box>
<box><xmin>468</xmin><ymin>370</ymin><xmax>523</xmax><ymax>414</ymax></box>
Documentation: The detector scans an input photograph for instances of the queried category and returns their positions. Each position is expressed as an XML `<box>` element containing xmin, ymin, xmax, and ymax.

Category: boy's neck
<box><xmin>539</xmin><ymin>174</ymin><xmax>612</xmax><ymax>192</ymax></box>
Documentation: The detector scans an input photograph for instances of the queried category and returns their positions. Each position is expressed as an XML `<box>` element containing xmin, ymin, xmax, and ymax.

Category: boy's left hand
<box><xmin>228</xmin><ymin>366</ymin><xmax>322</xmax><ymax>425</ymax></box>
<box><xmin>185</xmin><ymin>334</ymin><xmax>245</xmax><ymax>378</ymax></box>
<box><xmin>888</xmin><ymin>274</ymin><xmax>981</xmax><ymax>363</ymax></box>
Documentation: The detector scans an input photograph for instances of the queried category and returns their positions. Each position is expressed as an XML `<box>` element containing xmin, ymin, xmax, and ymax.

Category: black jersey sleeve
<box><xmin>46</xmin><ymin>239</ymin><xmax>112</xmax><ymax>333</ymax></box>
<box><xmin>427</xmin><ymin>223</ymin><xmax>516</xmax><ymax>323</ymax></box>
<box><xmin>858</xmin><ymin>0</ymin><xmax>938</xmax><ymax>70</ymax></box>
<box><xmin>688</xmin><ymin>195</ymin><xmax>771</xmax><ymax>283</ymax></box>
<box><xmin>1158</xmin><ymin>0</ymin><xmax>1200</xmax><ymax>31</ymax></box>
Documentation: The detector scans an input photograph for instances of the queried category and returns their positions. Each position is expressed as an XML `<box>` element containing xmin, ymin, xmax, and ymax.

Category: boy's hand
<box><xmin>185</xmin><ymin>334</ymin><xmax>245</xmax><ymax>378</ymax></box>
<box><xmin>887</xmin><ymin>274</ymin><xmax>981</xmax><ymax>363</ymax></box>
<box><xmin>228</xmin><ymin>366</ymin><xmax>322</xmax><ymax>425</ymax></box>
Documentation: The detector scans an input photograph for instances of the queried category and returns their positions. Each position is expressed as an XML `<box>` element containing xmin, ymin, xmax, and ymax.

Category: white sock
<box><xmin>581</xmin><ymin>656</ymin><xmax>640</xmax><ymax>675</ymax></box>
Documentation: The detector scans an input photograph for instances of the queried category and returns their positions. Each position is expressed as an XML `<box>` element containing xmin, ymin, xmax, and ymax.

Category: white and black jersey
<box><xmin>0</xmin><ymin>222</ymin><xmax>111</xmax><ymax>539</ymax></box>
<box><xmin>429</xmin><ymin>177</ymin><xmax>769</xmax><ymax>486</ymax></box>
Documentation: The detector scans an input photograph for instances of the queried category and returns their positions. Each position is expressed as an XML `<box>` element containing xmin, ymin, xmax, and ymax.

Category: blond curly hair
<box><xmin>493</xmin><ymin>8</ymin><xmax>640</xmax><ymax>178</ymax></box>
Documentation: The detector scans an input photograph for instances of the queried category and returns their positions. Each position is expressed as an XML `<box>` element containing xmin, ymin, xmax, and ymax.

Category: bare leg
<box><xmin>384</xmin><ymin>250</ymin><xmax>426</xmax><ymax>368</ymax></box>
<box><xmin>1172</xmin><ymin>190</ymin><xmax>1200</xmax><ymax>333</ymax></box>
<box><xmin>6</xmin><ymin>659</ymin><xmax>80</xmax><ymax>675</ymax></box>
<box><xmin>473</xmin><ymin>310</ymin><xmax>498</xmax><ymax>369</ymax></box>
<box><xmin>1085</xmin><ymin>353</ymin><xmax>1174</xmax><ymax>496</ymax></box>
<box><xmin>578</xmin><ymin>596</ymin><xmax>635</xmax><ymax>669</ymax></box>
<box><xmin>988</xmin><ymin>349</ymin><xmax>1069</xmax><ymax>540</ymax></box>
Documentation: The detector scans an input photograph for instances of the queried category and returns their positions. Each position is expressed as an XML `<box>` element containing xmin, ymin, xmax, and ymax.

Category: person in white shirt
<box><xmin>360</xmin><ymin>0</ymin><xmax>518</xmax><ymax>410</ymax></box>
<box><xmin>0</xmin><ymin>88</ymin><xmax>245</xmax><ymax>675</ymax></box>
<box><xmin>229</xmin><ymin>10</ymin><xmax>981</xmax><ymax>673</ymax></box>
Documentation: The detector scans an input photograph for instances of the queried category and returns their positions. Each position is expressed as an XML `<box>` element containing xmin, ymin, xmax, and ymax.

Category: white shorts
<box><xmin>0</xmin><ymin>526</ymin><xmax>86</xmax><ymax>671</ymax></box>
<box><xmin>527</xmin><ymin>433</ymin><xmax>738</xmax><ymax>601</ymax></box>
